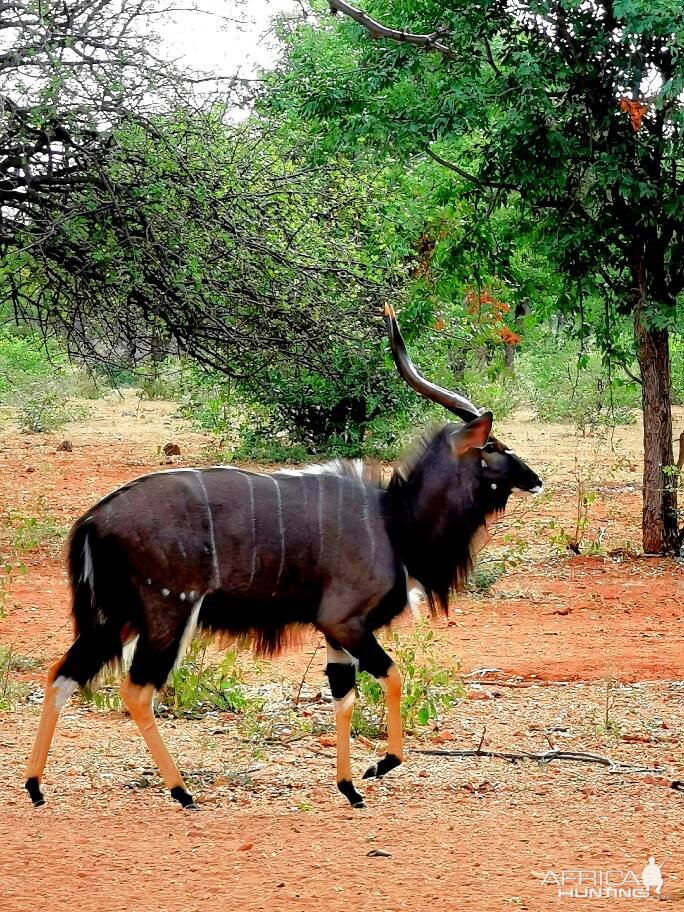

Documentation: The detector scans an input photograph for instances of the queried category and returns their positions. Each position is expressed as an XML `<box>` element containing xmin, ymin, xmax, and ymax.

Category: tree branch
<box><xmin>425</xmin><ymin>144</ymin><xmax>517</xmax><ymax>192</ymax></box>
<box><xmin>328</xmin><ymin>0</ymin><xmax>456</xmax><ymax>60</ymax></box>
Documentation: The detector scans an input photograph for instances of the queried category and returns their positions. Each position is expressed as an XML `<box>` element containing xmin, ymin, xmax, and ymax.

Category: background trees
<box><xmin>1</xmin><ymin>2</ymin><xmax>384</xmax><ymax>391</ymax></box>
<box><xmin>1</xmin><ymin>0</ymin><xmax>682</xmax><ymax>550</ymax></box>
<box><xmin>266</xmin><ymin>0</ymin><xmax>683</xmax><ymax>550</ymax></box>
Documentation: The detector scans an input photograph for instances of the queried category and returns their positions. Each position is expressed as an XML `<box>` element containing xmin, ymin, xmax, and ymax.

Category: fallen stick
<box><xmin>411</xmin><ymin>745</ymin><xmax>667</xmax><ymax>777</ymax></box>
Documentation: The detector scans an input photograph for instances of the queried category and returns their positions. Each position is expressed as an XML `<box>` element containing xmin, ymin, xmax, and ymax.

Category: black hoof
<box><xmin>170</xmin><ymin>785</ymin><xmax>196</xmax><ymax>808</ymax></box>
<box><xmin>363</xmin><ymin>754</ymin><xmax>401</xmax><ymax>780</ymax></box>
<box><xmin>337</xmin><ymin>779</ymin><xmax>365</xmax><ymax>808</ymax></box>
<box><xmin>25</xmin><ymin>777</ymin><xmax>45</xmax><ymax>807</ymax></box>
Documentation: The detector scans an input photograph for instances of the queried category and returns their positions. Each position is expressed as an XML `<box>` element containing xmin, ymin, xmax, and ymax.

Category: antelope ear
<box><xmin>450</xmin><ymin>412</ymin><xmax>493</xmax><ymax>456</ymax></box>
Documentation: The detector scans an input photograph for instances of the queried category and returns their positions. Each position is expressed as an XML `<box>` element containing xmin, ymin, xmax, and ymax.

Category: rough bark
<box><xmin>633</xmin><ymin>295</ymin><xmax>678</xmax><ymax>553</ymax></box>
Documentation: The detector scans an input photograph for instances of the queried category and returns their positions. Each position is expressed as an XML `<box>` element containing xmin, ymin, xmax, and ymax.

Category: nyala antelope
<box><xmin>25</xmin><ymin>305</ymin><xmax>542</xmax><ymax>810</ymax></box>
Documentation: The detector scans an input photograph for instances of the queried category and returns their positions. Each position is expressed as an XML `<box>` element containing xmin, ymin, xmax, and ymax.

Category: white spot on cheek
<box><xmin>481</xmin><ymin>459</ymin><xmax>487</xmax><ymax>468</ymax></box>
<box><xmin>161</xmin><ymin>588</ymin><xmax>170</xmax><ymax>597</ymax></box>
<box><xmin>52</xmin><ymin>676</ymin><xmax>78</xmax><ymax>710</ymax></box>
<box><xmin>504</xmin><ymin>449</ymin><xmax>515</xmax><ymax>455</ymax></box>
<box><xmin>189</xmin><ymin>590</ymin><xmax>197</xmax><ymax>600</ymax></box>
<box><xmin>146</xmin><ymin>578</ymin><xmax>152</xmax><ymax>586</ymax></box>
<box><xmin>491</xmin><ymin>483</ymin><xmax>497</xmax><ymax>490</ymax></box>
<box><xmin>180</xmin><ymin>592</ymin><xmax>186</xmax><ymax>601</ymax></box>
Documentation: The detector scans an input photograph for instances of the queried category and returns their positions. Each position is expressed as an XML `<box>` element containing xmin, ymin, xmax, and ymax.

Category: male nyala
<box><xmin>25</xmin><ymin>305</ymin><xmax>542</xmax><ymax>810</ymax></box>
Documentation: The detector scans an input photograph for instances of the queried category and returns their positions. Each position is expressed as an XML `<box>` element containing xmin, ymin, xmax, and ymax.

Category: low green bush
<box><xmin>516</xmin><ymin>333</ymin><xmax>640</xmax><ymax>430</ymax></box>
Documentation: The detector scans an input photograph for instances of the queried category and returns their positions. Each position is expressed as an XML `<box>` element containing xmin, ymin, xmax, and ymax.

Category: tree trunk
<box><xmin>633</xmin><ymin>300</ymin><xmax>678</xmax><ymax>553</ymax></box>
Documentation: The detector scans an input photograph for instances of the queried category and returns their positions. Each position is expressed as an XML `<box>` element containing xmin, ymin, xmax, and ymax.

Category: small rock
<box><xmin>431</xmin><ymin>730</ymin><xmax>455</xmax><ymax>744</ymax></box>
<box><xmin>238</xmin><ymin>842</ymin><xmax>253</xmax><ymax>852</ymax></box>
<box><xmin>26</xmin><ymin>466</ymin><xmax>36</xmax><ymax>473</ymax></box>
<box><xmin>463</xmin><ymin>780</ymin><xmax>496</xmax><ymax>795</ymax></box>
<box><xmin>417</xmin><ymin>770</ymin><xmax>429</xmax><ymax>778</ymax></box>
<box><xmin>643</xmin><ymin>774</ymin><xmax>670</xmax><ymax>786</ymax></box>
<box><xmin>318</xmin><ymin>734</ymin><xmax>336</xmax><ymax>748</ymax></box>
<box><xmin>467</xmin><ymin>689</ymin><xmax>493</xmax><ymax>701</ymax></box>
<box><xmin>57</xmin><ymin>439</ymin><xmax>73</xmax><ymax>452</ymax></box>
<box><xmin>163</xmin><ymin>442</ymin><xmax>181</xmax><ymax>456</ymax></box>
<box><xmin>366</xmin><ymin>849</ymin><xmax>392</xmax><ymax>858</ymax></box>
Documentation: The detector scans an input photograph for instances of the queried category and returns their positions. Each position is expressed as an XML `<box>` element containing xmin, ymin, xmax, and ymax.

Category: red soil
<box><xmin>1</xmin><ymin>395</ymin><xmax>682</xmax><ymax>911</ymax></box>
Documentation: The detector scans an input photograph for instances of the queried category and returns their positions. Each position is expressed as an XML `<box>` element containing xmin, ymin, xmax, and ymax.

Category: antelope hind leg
<box><xmin>120</xmin><ymin>676</ymin><xmax>197</xmax><ymax>809</ymax></box>
<box><xmin>25</xmin><ymin>659</ymin><xmax>78</xmax><ymax>806</ymax></box>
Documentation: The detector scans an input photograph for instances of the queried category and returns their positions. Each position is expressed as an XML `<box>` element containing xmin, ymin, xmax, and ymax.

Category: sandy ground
<box><xmin>0</xmin><ymin>392</ymin><xmax>682</xmax><ymax>911</ymax></box>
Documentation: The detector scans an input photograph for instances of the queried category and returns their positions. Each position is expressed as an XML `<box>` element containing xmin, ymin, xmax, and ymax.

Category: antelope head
<box><xmin>384</xmin><ymin>304</ymin><xmax>543</xmax><ymax>500</ymax></box>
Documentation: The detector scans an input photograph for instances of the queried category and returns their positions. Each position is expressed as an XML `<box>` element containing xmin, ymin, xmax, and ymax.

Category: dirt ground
<box><xmin>1</xmin><ymin>393</ymin><xmax>683</xmax><ymax>911</ymax></box>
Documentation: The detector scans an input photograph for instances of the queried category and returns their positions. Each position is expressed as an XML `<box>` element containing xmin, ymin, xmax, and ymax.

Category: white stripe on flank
<box><xmin>193</xmin><ymin>471</ymin><xmax>220</xmax><ymax>589</ymax></box>
<box><xmin>174</xmin><ymin>595</ymin><xmax>205</xmax><ymax>670</ymax></box>
<box><xmin>316</xmin><ymin>474</ymin><xmax>324</xmax><ymax>568</ymax></box>
<box><xmin>300</xmin><ymin>474</ymin><xmax>308</xmax><ymax>523</ymax></box>
<box><xmin>335</xmin><ymin>476</ymin><xmax>344</xmax><ymax>560</ymax></box>
<box><xmin>359</xmin><ymin>484</ymin><xmax>376</xmax><ymax>565</ymax></box>
<box><xmin>243</xmin><ymin>471</ymin><xmax>257</xmax><ymax>591</ymax></box>
<box><xmin>121</xmin><ymin>635</ymin><xmax>139</xmax><ymax>672</ymax></box>
<box><xmin>269</xmin><ymin>476</ymin><xmax>286</xmax><ymax>595</ymax></box>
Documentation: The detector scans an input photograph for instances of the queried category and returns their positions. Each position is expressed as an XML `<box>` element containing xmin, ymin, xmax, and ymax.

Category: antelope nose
<box><xmin>530</xmin><ymin>483</ymin><xmax>543</xmax><ymax>495</ymax></box>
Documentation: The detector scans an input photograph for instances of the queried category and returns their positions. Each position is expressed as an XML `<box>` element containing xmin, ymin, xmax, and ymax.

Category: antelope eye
<box><xmin>484</xmin><ymin>443</ymin><xmax>497</xmax><ymax>453</ymax></box>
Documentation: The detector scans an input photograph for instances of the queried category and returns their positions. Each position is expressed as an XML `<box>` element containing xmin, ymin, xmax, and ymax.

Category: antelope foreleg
<box><xmin>363</xmin><ymin>662</ymin><xmax>403</xmax><ymax>779</ymax></box>
<box><xmin>325</xmin><ymin>645</ymin><xmax>365</xmax><ymax>809</ymax></box>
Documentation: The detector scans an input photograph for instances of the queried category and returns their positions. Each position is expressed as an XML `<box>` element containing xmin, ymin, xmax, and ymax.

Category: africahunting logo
<box><xmin>541</xmin><ymin>856</ymin><xmax>667</xmax><ymax>900</ymax></box>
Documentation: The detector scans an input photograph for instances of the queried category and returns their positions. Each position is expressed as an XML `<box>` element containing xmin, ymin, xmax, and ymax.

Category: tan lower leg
<box><xmin>381</xmin><ymin>664</ymin><xmax>403</xmax><ymax>760</ymax></box>
<box><xmin>334</xmin><ymin>691</ymin><xmax>355</xmax><ymax>783</ymax></box>
<box><xmin>120</xmin><ymin>677</ymin><xmax>185</xmax><ymax>790</ymax></box>
<box><xmin>25</xmin><ymin>660</ymin><xmax>68</xmax><ymax>782</ymax></box>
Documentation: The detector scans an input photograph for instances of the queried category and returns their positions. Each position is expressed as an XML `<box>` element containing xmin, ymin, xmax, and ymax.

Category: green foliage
<box><xmin>672</xmin><ymin>339</ymin><xmax>684</xmax><ymax>405</ymax></box>
<box><xmin>79</xmin><ymin>677</ymin><xmax>123</xmax><ymax>713</ymax></box>
<box><xmin>353</xmin><ymin>623</ymin><xmax>464</xmax><ymax>735</ymax></box>
<box><xmin>0</xmin><ymin>327</ymin><xmax>100</xmax><ymax>432</ymax></box>
<box><xmin>17</xmin><ymin>393</ymin><xmax>75</xmax><ymax>434</ymax></box>
<box><xmin>467</xmin><ymin>561</ymin><xmax>508</xmax><ymax>594</ymax></box>
<box><xmin>159</xmin><ymin>641</ymin><xmax>260</xmax><ymax>719</ymax></box>
<box><xmin>260</xmin><ymin>0</ymin><xmax>683</xmax><ymax>514</ymax></box>
<box><xmin>517</xmin><ymin>332</ymin><xmax>640</xmax><ymax>430</ymax></box>
<box><xmin>136</xmin><ymin>362</ymin><xmax>184</xmax><ymax>401</ymax></box>
<box><xmin>5</xmin><ymin>504</ymin><xmax>66</xmax><ymax>554</ymax></box>
<box><xmin>79</xmin><ymin>641</ymin><xmax>262</xmax><ymax>718</ymax></box>
<box><xmin>0</xmin><ymin>647</ymin><xmax>36</xmax><ymax>711</ymax></box>
<box><xmin>0</xmin><ymin>330</ymin><xmax>65</xmax><ymax>391</ymax></box>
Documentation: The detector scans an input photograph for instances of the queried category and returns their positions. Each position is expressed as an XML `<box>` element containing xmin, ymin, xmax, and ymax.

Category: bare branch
<box><xmin>328</xmin><ymin>0</ymin><xmax>456</xmax><ymax>60</ymax></box>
